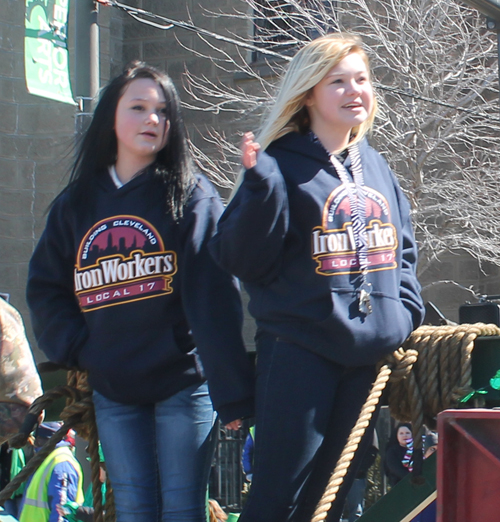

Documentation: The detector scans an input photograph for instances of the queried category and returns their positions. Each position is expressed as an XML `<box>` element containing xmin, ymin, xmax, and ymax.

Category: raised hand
<box><xmin>241</xmin><ymin>132</ymin><xmax>261</xmax><ymax>169</ymax></box>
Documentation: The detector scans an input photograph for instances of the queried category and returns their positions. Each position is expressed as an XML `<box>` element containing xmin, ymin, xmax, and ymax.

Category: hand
<box><xmin>225</xmin><ymin>419</ymin><xmax>243</xmax><ymax>431</ymax></box>
<box><xmin>241</xmin><ymin>132</ymin><xmax>261</xmax><ymax>169</ymax></box>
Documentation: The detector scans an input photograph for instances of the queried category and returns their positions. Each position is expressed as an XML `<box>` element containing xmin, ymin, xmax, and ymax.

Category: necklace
<box><xmin>309</xmin><ymin>132</ymin><xmax>372</xmax><ymax>315</ymax></box>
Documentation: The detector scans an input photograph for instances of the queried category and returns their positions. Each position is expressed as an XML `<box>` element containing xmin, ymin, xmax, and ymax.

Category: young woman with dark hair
<box><xmin>26</xmin><ymin>62</ymin><xmax>254</xmax><ymax>522</ymax></box>
<box><xmin>65</xmin><ymin>63</ymin><xmax>192</xmax><ymax>218</ymax></box>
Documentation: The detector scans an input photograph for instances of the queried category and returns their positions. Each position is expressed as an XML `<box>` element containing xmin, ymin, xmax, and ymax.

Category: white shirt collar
<box><xmin>109</xmin><ymin>165</ymin><xmax>124</xmax><ymax>189</ymax></box>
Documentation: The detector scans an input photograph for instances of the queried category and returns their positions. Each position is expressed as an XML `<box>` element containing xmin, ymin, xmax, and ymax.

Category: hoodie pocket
<box><xmin>312</xmin><ymin>291</ymin><xmax>414</xmax><ymax>366</ymax></box>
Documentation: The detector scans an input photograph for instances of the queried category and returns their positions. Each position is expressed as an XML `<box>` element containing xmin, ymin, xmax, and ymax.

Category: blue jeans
<box><xmin>239</xmin><ymin>334</ymin><xmax>378</xmax><ymax>522</ymax></box>
<box><xmin>93</xmin><ymin>382</ymin><xmax>216</xmax><ymax>522</ymax></box>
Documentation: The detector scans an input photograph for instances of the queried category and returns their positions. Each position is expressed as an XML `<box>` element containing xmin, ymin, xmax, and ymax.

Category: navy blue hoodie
<box><xmin>209</xmin><ymin>132</ymin><xmax>425</xmax><ymax>366</ymax></box>
<box><xmin>27</xmin><ymin>170</ymin><xmax>254</xmax><ymax>424</ymax></box>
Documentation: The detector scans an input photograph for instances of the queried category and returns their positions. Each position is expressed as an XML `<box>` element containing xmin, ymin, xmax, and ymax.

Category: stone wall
<box><xmin>0</xmin><ymin>0</ymin><xmax>75</xmax><ymax>342</ymax></box>
<box><xmin>0</xmin><ymin>1</ymin><xmax>120</xmax><ymax>358</ymax></box>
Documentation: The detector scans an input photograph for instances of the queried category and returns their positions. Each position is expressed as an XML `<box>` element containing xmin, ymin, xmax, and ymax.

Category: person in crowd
<box><xmin>410</xmin><ymin>431</ymin><xmax>438</xmax><ymax>522</ymax></box>
<box><xmin>241</xmin><ymin>426</ymin><xmax>255</xmax><ymax>483</ymax></box>
<box><xmin>0</xmin><ymin>295</ymin><xmax>43</xmax><ymax>448</ymax></box>
<box><xmin>56</xmin><ymin>444</ymin><xmax>107</xmax><ymax>522</ymax></box>
<box><xmin>209</xmin><ymin>33</ymin><xmax>425</xmax><ymax>522</ymax></box>
<box><xmin>19</xmin><ymin>422</ymin><xmax>83</xmax><ymax>522</ymax></box>
<box><xmin>26</xmin><ymin>61</ymin><xmax>255</xmax><ymax>522</ymax></box>
<box><xmin>0</xmin><ymin>294</ymin><xmax>42</xmax><ymax>519</ymax></box>
<box><xmin>384</xmin><ymin>423</ymin><xmax>414</xmax><ymax>486</ymax></box>
<box><xmin>423</xmin><ymin>431</ymin><xmax>438</xmax><ymax>460</ymax></box>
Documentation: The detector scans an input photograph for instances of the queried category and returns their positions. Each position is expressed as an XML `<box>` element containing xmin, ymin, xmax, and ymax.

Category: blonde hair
<box><xmin>257</xmin><ymin>33</ymin><xmax>378</xmax><ymax>151</ymax></box>
<box><xmin>230</xmin><ymin>34</ymin><xmax>378</xmax><ymax>198</ymax></box>
<box><xmin>208</xmin><ymin>499</ymin><xmax>228</xmax><ymax>522</ymax></box>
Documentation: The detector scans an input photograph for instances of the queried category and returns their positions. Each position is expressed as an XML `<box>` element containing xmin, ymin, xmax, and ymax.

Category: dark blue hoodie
<box><xmin>209</xmin><ymin>132</ymin><xmax>425</xmax><ymax>367</ymax></box>
<box><xmin>27</xmin><ymin>170</ymin><xmax>254</xmax><ymax>424</ymax></box>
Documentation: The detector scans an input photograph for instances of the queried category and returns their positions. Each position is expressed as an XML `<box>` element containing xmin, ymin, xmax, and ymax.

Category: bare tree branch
<box><xmin>185</xmin><ymin>0</ymin><xmax>500</xmax><ymax>274</ymax></box>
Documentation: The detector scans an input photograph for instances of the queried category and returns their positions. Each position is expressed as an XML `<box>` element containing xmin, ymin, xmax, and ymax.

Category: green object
<box><xmin>86</xmin><ymin>443</ymin><xmax>105</xmax><ymax>464</ymax></box>
<box><xmin>25</xmin><ymin>0</ymin><xmax>75</xmax><ymax>105</ymax></box>
<box><xmin>358</xmin><ymin>452</ymin><xmax>436</xmax><ymax>522</ymax></box>
<box><xmin>60</xmin><ymin>500</ymin><xmax>80</xmax><ymax>522</ymax></box>
<box><xmin>459</xmin><ymin>389</ymin><xmax>487</xmax><ymax>404</ymax></box>
<box><xmin>62</xmin><ymin>482</ymin><xmax>107</xmax><ymax>522</ymax></box>
<box><xmin>490</xmin><ymin>369</ymin><xmax>500</xmax><ymax>390</ymax></box>
<box><xmin>9</xmin><ymin>448</ymin><xmax>27</xmax><ymax>498</ymax></box>
<box><xmin>226</xmin><ymin>514</ymin><xmax>241</xmax><ymax>522</ymax></box>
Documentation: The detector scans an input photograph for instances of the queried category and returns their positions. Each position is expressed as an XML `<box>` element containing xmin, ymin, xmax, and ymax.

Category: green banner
<box><xmin>25</xmin><ymin>0</ymin><xmax>75</xmax><ymax>105</ymax></box>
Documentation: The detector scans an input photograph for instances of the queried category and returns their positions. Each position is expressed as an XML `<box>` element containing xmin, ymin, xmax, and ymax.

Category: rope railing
<box><xmin>312</xmin><ymin>322</ymin><xmax>500</xmax><ymax>521</ymax></box>
<box><xmin>0</xmin><ymin>370</ymin><xmax>115</xmax><ymax>522</ymax></box>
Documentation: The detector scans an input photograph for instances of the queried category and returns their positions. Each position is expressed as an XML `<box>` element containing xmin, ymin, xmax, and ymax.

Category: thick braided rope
<box><xmin>0</xmin><ymin>370</ymin><xmax>116</xmax><ymax>521</ymax></box>
<box><xmin>62</xmin><ymin>371</ymin><xmax>116</xmax><ymax>522</ymax></box>
<box><xmin>0</xmin><ymin>422</ymin><xmax>70</xmax><ymax>505</ymax></box>
<box><xmin>87</xmin><ymin>425</ymin><xmax>105</xmax><ymax>522</ymax></box>
<box><xmin>63</xmin><ymin>371</ymin><xmax>110</xmax><ymax>522</ymax></box>
<box><xmin>0</xmin><ymin>377</ymin><xmax>88</xmax><ymax>505</ymax></box>
<box><xmin>311</xmin><ymin>323</ymin><xmax>500</xmax><ymax>522</ymax></box>
<box><xmin>311</xmin><ymin>364</ymin><xmax>394</xmax><ymax>522</ymax></box>
<box><xmin>389</xmin><ymin>323</ymin><xmax>500</xmax><ymax>452</ymax></box>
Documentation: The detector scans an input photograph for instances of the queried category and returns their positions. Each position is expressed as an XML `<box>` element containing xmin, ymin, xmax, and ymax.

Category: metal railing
<box><xmin>210</xmin><ymin>422</ymin><xmax>248</xmax><ymax>511</ymax></box>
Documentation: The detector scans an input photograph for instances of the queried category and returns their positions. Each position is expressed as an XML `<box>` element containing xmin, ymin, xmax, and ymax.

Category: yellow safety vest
<box><xmin>19</xmin><ymin>446</ymin><xmax>84</xmax><ymax>522</ymax></box>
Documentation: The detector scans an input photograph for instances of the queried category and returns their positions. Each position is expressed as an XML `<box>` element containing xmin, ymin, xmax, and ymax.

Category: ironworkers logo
<box><xmin>312</xmin><ymin>185</ymin><xmax>398</xmax><ymax>276</ymax></box>
<box><xmin>74</xmin><ymin>216</ymin><xmax>177</xmax><ymax>312</ymax></box>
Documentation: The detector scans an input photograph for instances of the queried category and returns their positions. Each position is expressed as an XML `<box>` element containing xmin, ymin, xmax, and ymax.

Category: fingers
<box><xmin>241</xmin><ymin>132</ymin><xmax>261</xmax><ymax>169</ymax></box>
<box><xmin>225</xmin><ymin>419</ymin><xmax>243</xmax><ymax>431</ymax></box>
<box><xmin>241</xmin><ymin>131</ymin><xmax>256</xmax><ymax>147</ymax></box>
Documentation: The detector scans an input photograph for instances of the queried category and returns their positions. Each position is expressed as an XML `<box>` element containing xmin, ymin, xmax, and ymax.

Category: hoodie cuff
<box><xmin>244</xmin><ymin>152</ymin><xmax>279</xmax><ymax>185</ymax></box>
<box><xmin>216</xmin><ymin>396</ymin><xmax>255</xmax><ymax>426</ymax></box>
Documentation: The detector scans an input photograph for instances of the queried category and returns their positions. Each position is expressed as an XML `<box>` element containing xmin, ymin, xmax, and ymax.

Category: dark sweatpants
<box><xmin>238</xmin><ymin>333</ymin><xmax>379</xmax><ymax>522</ymax></box>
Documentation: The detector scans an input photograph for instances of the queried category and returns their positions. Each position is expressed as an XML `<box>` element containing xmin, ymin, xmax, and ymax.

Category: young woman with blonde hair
<box><xmin>210</xmin><ymin>34</ymin><xmax>424</xmax><ymax>522</ymax></box>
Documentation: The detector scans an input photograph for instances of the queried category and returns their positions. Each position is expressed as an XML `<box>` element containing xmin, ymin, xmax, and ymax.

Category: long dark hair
<box><xmin>66</xmin><ymin>61</ymin><xmax>194</xmax><ymax>219</ymax></box>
